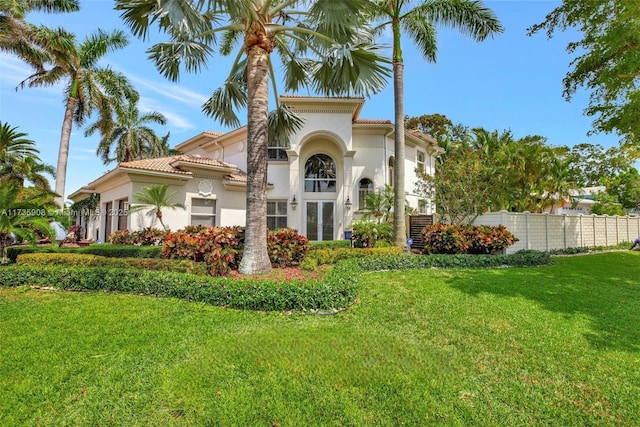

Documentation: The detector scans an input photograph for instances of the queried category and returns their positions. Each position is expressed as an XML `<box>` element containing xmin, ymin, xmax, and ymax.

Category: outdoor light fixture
<box><xmin>291</xmin><ymin>195</ymin><xmax>298</xmax><ymax>210</ymax></box>
<box><xmin>345</xmin><ymin>196</ymin><xmax>352</xmax><ymax>210</ymax></box>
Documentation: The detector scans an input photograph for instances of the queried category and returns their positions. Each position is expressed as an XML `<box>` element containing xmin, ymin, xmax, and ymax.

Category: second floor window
<box><xmin>304</xmin><ymin>153</ymin><xmax>336</xmax><ymax>192</ymax></box>
<box><xmin>358</xmin><ymin>178</ymin><xmax>374</xmax><ymax>210</ymax></box>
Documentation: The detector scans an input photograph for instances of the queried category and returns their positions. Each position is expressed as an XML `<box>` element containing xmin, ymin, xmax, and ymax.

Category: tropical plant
<box><xmin>128</xmin><ymin>184</ymin><xmax>186</xmax><ymax>231</ymax></box>
<box><xmin>362</xmin><ymin>185</ymin><xmax>395</xmax><ymax>223</ymax></box>
<box><xmin>365</xmin><ymin>0</ymin><xmax>503</xmax><ymax>247</ymax></box>
<box><xmin>115</xmin><ymin>0</ymin><xmax>391</xmax><ymax>274</ymax></box>
<box><xmin>86</xmin><ymin>100</ymin><xmax>169</xmax><ymax>164</ymax></box>
<box><xmin>16</xmin><ymin>26</ymin><xmax>137</xmax><ymax>208</ymax></box>
<box><xmin>0</xmin><ymin>122</ymin><xmax>54</xmax><ymax>190</ymax></box>
<box><xmin>0</xmin><ymin>180</ymin><xmax>54</xmax><ymax>263</ymax></box>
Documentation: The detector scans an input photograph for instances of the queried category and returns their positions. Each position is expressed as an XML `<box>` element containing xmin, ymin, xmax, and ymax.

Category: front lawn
<box><xmin>1</xmin><ymin>252</ymin><xmax>639</xmax><ymax>425</ymax></box>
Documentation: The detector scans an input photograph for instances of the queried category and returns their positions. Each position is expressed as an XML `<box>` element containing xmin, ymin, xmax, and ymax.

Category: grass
<box><xmin>1</xmin><ymin>251</ymin><xmax>640</xmax><ymax>426</ymax></box>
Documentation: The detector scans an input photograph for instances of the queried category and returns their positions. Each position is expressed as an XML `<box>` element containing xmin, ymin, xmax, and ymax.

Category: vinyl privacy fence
<box><xmin>474</xmin><ymin>211</ymin><xmax>640</xmax><ymax>254</ymax></box>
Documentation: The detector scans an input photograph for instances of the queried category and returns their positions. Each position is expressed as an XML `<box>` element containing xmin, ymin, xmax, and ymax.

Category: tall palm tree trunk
<box><xmin>392</xmin><ymin>35</ymin><xmax>407</xmax><ymax>249</ymax></box>
<box><xmin>54</xmin><ymin>95</ymin><xmax>76</xmax><ymax>209</ymax></box>
<box><xmin>239</xmin><ymin>43</ymin><xmax>272</xmax><ymax>275</ymax></box>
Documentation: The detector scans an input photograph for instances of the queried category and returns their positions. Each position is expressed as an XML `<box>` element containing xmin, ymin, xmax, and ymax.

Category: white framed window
<box><xmin>417</xmin><ymin>150</ymin><xmax>425</xmax><ymax>173</ymax></box>
<box><xmin>267</xmin><ymin>200</ymin><xmax>288</xmax><ymax>230</ymax></box>
<box><xmin>304</xmin><ymin>154</ymin><xmax>336</xmax><ymax>192</ymax></box>
<box><xmin>268</xmin><ymin>139</ymin><xmax>288</xmax><ymax>161</ymax></box>
<box><xmin>388</xmin><ymin>156</ymin><xmax>395</xmax><ymax>186</ymax></box>
<box><xmin>418</xmin><ymin>199</ymin><xmax>428</xmax><ymax>214</ymax></box>
<box><xmin>358</xmin><ymin>178</ymin><xmax>374</xmax><ymax>210</ymax></box>
<box><xmin>190</xmin><ymin>198</ymin><xmax>216</xmax><ymax>226</ymax></box>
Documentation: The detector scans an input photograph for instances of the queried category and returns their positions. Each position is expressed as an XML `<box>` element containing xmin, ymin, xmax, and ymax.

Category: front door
<box><xmin>306</xmin><ymin>201</ymin><xmax>334</xmax><ymax>241</ymax></box>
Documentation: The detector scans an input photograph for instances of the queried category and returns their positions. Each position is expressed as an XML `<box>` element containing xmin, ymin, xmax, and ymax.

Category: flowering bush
<box><xmin>421</xmin><ymin>223</ymin><xmax>517</xmax><ymax>255</ymax></box>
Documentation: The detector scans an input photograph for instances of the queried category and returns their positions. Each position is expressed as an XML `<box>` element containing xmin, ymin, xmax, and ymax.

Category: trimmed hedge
<box><xmin>309</xmin><ymin>240</ymin><xmax>352</xmax><ymax>250</ymax></box>
<box><xmin>355</xmin><ymin>250</ymin><xmax>552</xmax><ymax>271</ymax></box>
<box><xmin>302</xmin><ymin>246</ymin><xmax>402</xmax><ymax>269</ymax></box>
<box><xmin>6</xmin><ymin>244</ymin><xmax>162</xmax><ymax>263</ymax></box>
<box><xmin>0</xmin><ymin>262</ymin><xmax>358</xmax><ymax>311</ymax></box>
<box><xmin>16</xmin><ymin>253</ymin><xmax>207</xmax><ymax>275</ymax></box>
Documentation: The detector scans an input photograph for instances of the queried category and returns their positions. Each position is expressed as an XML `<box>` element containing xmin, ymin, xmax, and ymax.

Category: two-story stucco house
<box><xmin>69</xmin><ymin>96</ymin><xmax>442</xmax><ymax>242</ymax></box>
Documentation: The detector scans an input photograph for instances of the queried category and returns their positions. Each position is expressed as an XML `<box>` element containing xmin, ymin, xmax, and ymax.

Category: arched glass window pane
<box><xmin>304</xmin><ymin>154</ymin><xmax>336</xmax><ymax>192</ymax></box>
<box><xmin>358</xmin><ymin>178</ymin><xmax>373</xmax><ymax>210</ymax></box>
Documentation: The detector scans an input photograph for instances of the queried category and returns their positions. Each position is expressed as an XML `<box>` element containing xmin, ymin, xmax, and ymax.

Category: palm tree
<box><xmin>86</xmin><ymin>101</ymin><xmax>168</xmax><ymax>164</ymax></box>
<box><xmin>128</xmin><ymin>184</ymin><xmax>186</xmax><ymax>231</ymax></box>
<box><xmin>0</xmin><ymin>122</ymin><xmax>54</xmax><ymax>189</ymax></box>
<box><xmin>116</xmin><ymin>0</ymin><xmax>391</xmax><ymax>274</ymax></box>
<box><xmin>0</xmin><ymin>0</ymin><xmax>78</xmax><ymax>56</ymax></box>
<box><xmin>17</xmin><ymin>27</ymin><xmax>137</xmax><ymax>208</ymax></box>
<box><xmin>0</xmin><ymin>180</ymin><xmax>53</xmax><ymax>263</ymax></box>
<box><xmin>365</xmin><ymin>0</ymin><xmax>503</xmax><ymax>248</ymax></box>
<box><xmin>543</xmin><ymin>157</ymin><xmax>578</xmax><ymax>213</ymax></box>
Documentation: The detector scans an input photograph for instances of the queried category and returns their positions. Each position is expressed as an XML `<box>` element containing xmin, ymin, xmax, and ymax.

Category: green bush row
<box><xmin>6</xmin><ymin>244</ymin><xmax>162</xmax><ymax>263</ymax></box>
<box><xmin>302</xmin><ymin>246</ymin><xmax>402</xmax><ymax>270</ymax></box>
<box><xmin>309</xmin><ymin>240</ymin><xmax>352</xmax><ymax>250</ymax></box>
<box><xmin>355</xmin><ymin>250</ymin><xmax>552</xmax><ymax>271</ymax></box>
<box><xmin>549</xmin><ymin>242</ymin><xmax>631</xmax><ymax>255</ymax></box>
<box><xmin>16</xmin><ymin>253</ymin><xmax>207</xmax><ymax>275</ymax></box>
<box><xmin>0</xmin><ymin>263</ymin><xmax>358</xmax><ymax>311</ymax></box>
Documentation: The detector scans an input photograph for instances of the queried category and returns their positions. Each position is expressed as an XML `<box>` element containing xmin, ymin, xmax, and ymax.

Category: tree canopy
<box><xmin>528</xmin><ymin>1</ymin><xmax>640</xmax><ymax>147</ymax></box>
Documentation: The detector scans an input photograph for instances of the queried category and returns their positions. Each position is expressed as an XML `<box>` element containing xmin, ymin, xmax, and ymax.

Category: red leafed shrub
<box><xmin>107</xmin><ymin>229</ymin><xmax>132</xmax><ymax>245</ymax></box>
<box><xmin>163</xmin><ymin>226</ymin><xmax>310</xmax><ymax>276</ymax></box>
<box><xmin>163</xmin><ymin>226</ymin><xmax>244</xmax><ymax>276</ymax></box>
<box><xmin>421</xmin><ymin>223</ymin><xmax>517</xmax><ymax>255</ymax></box>
<box><xmin>267</xmin><ymin>227</ymin><xmax>310</xmax><ymax>267</ymax></box>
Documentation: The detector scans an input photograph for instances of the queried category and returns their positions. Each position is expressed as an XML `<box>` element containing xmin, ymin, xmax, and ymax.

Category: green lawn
<box><xmin>1</xmin><ymin>252</ymin><xmax>639</xmax><ymax>426</ymax></box>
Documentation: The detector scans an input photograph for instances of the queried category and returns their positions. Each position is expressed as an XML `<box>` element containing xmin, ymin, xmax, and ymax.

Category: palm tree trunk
<box><xmin>392</xmin><ymin>42</ymin><xmax>407</xmax><ymax>249</ymax></box>
<box><xmin>239</xmin><ymin>43</ymin><xmax>272</xmax><ymax>275</ymax></box>
<box><xmin>54</xmin><ymin>95</ymin><xmax>76</xmax><ymax>209</ymax></box>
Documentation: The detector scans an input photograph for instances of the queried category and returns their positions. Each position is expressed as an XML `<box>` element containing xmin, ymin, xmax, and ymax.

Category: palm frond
<box><xmin>401</xmin><ymin>14</ymin><xmax>437</xmax><ymax>62</ymax></box>
<box><xmin>268</xmin><ymin>104</ymin><xmax>305</xmax><ymax>149</ymax></box>
<box><xmin>147</xmin><ymin>37</ymin><xmax>213</xmax><ymax>81</ymax></box>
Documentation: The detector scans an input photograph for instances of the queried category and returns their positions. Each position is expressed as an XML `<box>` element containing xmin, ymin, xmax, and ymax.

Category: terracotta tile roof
<box><xmin>119</xmin><ymin>155</ymin><xmax>238</xmax><ymax>176</ymax></box>
<box><xmin>120</xmin><ymin>156</ymin><xmax>191</xmax><ymax>175</ymax></box>
<box><xmin>170</xmin><ymin>154</ymin><xmax>237</xmax><ymax>170</ymax></box>
<box><xmin>353</xmin><ymin>119</ymin><xmax>392</xmax><ymax>124</ymax></box>
<box><xmin>225</xmin><ymin>170</ymin><xmax>247</xmax><ymax>183</ymax></box>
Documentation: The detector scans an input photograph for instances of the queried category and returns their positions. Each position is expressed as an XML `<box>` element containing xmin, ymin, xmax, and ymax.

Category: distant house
<box><xmin>552</xmin><ymin>186</ymin><xmax>606</xmax><ymax>215</ymax></box>
<box><xmin>69</xmin><ymin>96</ymin><xmax>442</xmax><ymax>242</ymax></box>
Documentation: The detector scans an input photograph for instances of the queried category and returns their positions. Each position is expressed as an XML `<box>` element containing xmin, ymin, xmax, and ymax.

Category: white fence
<box><xmin>474</xmin><ymin>211</ymin><xmax>640</xmax><ymax>254</ymax></box>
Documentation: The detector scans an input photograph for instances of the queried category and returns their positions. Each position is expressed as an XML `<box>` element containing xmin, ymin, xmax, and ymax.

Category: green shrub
<box><xmin>5</xmin><ymin>244</ymin><xmax>162</xmax><ymax>263</ymax></box>
<box><xmin>421</xmin><ymin>223</ymin><xmax>517</xmax><ymax>254</ymax></box>
<box><xmin>351</xmin><ymin>219</ymin><xmax>393</xmax><ymax>248</ymax></box>
<box><xmin>356</xmin><ymin>250</ymin><xmax>551</xmax><ymax>271</ymax></box>
<box><xmin>0</xmin><ymin>263</ymin><xmax>357</xmax><ymax>311</ymax></box>
<box><xmin>16</xmin><ymin>253</ymin><xmax>206</xmax><ymax>274</ymax></box>
<box><xmin>309</xmin><ymin>240</ymin><xmax>351</xmax><ymax>250</ymax></box>
<box><xmin>305</xmin><ymin>246</ymin><xmax>402</xmax><ymax>268</ymax></box>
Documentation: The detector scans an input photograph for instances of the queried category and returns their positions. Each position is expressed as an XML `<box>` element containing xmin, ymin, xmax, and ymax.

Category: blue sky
<box><xmin>0</xmin><ymin>0</ymin><xmax>621</xmax><ymax>204</ymax></box>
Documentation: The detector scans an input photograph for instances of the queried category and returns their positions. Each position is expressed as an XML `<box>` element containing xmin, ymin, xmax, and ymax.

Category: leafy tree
<box><xmin>17</xmin><ymin>27</ymin><xmax>137</xmax><ymax>208</ymax></box>
<box><xmin>86</xmin><ymin>101</ymin><xmax>168</xmax><ymax>164</ymax></box>
<box><xmin>416</xmin><ymin>148</ymin><xmax>492</xmax><ymax>224</ymax></box>
<box><xmin>405</xmin><ymin>113</ymin><xmax>452</xmax><ymax>138</ymax></box>
<box><xmin>563</xmin><ymin>143</ymin><xmax>632</xmax><ymax>187</ymax></box>
<box><xmin>366</xmin><ymin>0</ymin><xmax>503</xmax><ymax>247</ymax></box>
<box><xmin>529</xmin><ymin>1</ymin><xmax>640</xmax><ymax>146</ymax></box>
<box><xmin>116</xmin><ymin>0</ymin><xmax>391</xmax><ymax>274</ymax></box>
<box><xmin>542</xmin><ymin>156</ymin><xmax>579</xmax><ymax>213</ymax></box>
<box><xmin>0</xmin><ymin>181</ymin><xmax>54</xmax><ymax>263</ymax></box>
<box><xmin>128</xmin><ymin>184</ymin><xmax>185</xmax><ymax>231</ymax></box>
<box><xmin>602</xmin><ymin>168</ymin><xmax>640</xmax><ymax>211</ymax></box>
<box><xmin>590</xmin><ymin>192</ymin><xmax>626</xmax><ymax>216</ymax></box>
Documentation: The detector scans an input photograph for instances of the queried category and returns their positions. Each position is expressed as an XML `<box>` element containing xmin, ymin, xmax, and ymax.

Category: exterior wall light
<box><xmin>291</xmin><ymin>195</ymin><xmax>298</xmax><ymax>210</ymax></box>
<box><xmin>345</xmin><ymin>196</ymin><xmax>352</xmax><ymax>210</ymax></box>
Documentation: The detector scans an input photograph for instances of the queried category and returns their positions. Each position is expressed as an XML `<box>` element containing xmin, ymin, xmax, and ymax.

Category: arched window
<box><xmin>388</xmin><ymin>156</ymin><xmax>395</xmax><ymax>186</ymax></box>
<box><xmin>304</xmin><ymin>154</ymin><xmax>336</xmax><ymax>192</ymax></box>
<box><xmin>358</xmin><ymin>178</ymin><xmax>374</xmax><ymax>210</ymax></box>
